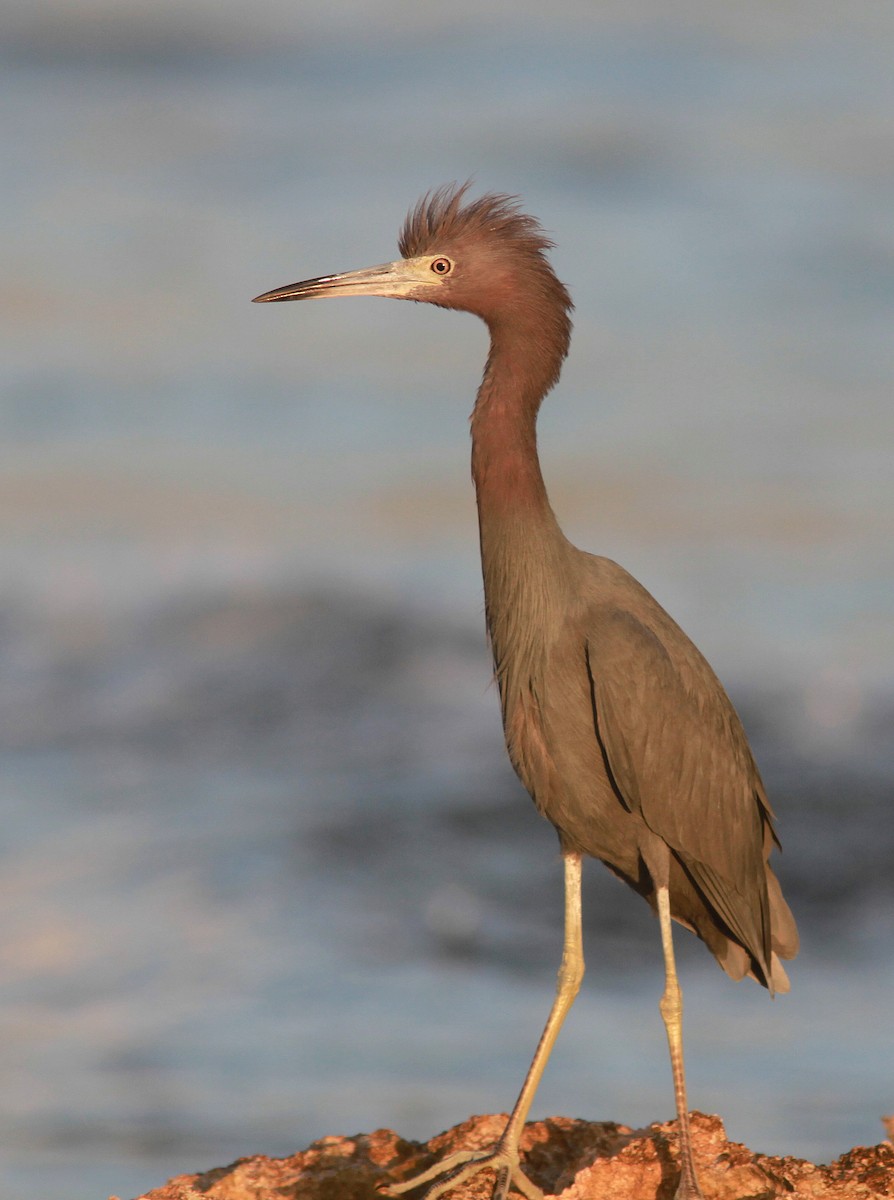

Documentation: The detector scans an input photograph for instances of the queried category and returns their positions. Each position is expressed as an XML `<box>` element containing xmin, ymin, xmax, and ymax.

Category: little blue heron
<box><xmin>253</xmin><ymin>185</ymin><xmax>798</xmax><ymax>1200</ymax></box>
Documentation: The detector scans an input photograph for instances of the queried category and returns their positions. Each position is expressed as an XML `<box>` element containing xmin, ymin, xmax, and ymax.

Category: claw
<box><xmin>381</xmin><ymin>1145</ymin><xmax>545</xmax><ymax>1200</ymax></box>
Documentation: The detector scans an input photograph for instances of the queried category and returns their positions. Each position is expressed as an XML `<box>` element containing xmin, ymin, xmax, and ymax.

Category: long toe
<box><xmin>382</xmin><ymin>1146</ymin><xmax>545</xmax><ymax>1200</ymax></box>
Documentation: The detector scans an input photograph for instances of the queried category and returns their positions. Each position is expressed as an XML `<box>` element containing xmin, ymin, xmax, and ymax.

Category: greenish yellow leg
<box><xmin>385</xmin><ymin>853</ymin><xmax>584</xmax><ymax>1200</ymax></box>
<box><xmin>655</xmin><ymin>885</ymin><xmax>705</xmax><ymax>1200</ymax></box>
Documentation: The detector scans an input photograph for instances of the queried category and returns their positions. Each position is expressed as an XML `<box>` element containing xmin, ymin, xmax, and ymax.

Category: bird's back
<box><xmin>492</xmin><ymin>548</ymin><xmax>798</xmax><ymax>992</ymax></box>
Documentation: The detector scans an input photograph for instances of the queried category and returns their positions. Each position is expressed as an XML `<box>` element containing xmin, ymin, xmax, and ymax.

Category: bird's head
<box><xmin>253</xmin><ymin>184</ymin><xmax>573</xmax><ymax>344</ymax></box>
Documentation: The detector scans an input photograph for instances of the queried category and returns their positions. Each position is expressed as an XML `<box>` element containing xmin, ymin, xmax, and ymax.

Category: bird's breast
<box><xmin>495</xmin><ymin>622</ymin><xmax>644</xmax><ymax>874</ymax></box>
<box><xmin>501</xmin><ymin>681</ymin><xmax>554</xmax><ymax>816</ymax></box>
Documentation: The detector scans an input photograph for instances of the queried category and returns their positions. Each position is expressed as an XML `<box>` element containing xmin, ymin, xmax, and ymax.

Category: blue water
<box><xmin>1</xmin><ymin>6</ymin><xmax>893</xmax><ymax>1199</ymax></box>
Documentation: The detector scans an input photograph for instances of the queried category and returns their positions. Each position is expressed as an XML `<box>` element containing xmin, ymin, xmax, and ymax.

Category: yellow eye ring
<box><xmin>431</xmin><ymin>257</ymin><xmax>452</xmax><ymax>275</ymax></box>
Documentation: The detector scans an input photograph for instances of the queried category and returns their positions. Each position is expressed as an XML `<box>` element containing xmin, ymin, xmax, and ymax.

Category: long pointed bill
<box><xmin>253</xmin><ymin>260</ymin><xmax>426</xmax><ymax>304</ymax></box>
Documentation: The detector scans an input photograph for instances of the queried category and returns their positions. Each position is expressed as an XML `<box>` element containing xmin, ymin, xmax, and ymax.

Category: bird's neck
<box><xmin>470</xmin><ymin>322</ymin><xmax>562</xmax><ymax>525</ymax></box>
<box><xmin>470</xmin><ymin>322</ymin><xmax>569</xmax><ymax>661</ymax></box>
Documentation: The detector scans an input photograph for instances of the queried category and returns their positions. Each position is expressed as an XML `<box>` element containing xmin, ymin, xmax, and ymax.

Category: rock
<box><xmin>122</xmin><ymin>1111</ymin><xmax>894</xmax><ymax>1200</ymax></box>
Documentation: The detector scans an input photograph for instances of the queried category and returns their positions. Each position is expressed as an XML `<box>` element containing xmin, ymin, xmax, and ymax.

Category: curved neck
<box><xmin>470</xmin><ymin>317</ymin><xmax>571</xmax><ymax>668</ymax></box>
<box><xmin>470</xmin><ymin>315</ymin><xmax>565</xmax><ymax>534</ymax></box>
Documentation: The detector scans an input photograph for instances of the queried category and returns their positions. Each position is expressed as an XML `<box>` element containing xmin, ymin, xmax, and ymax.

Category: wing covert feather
<box><xmin>585</xmin><ymin>605</ymin><xmax>769</xmax><ymax>900</ymax></box>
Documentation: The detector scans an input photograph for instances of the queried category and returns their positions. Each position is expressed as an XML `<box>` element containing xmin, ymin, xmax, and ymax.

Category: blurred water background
<box><xmin>2</xmin><ymin>4</ymin><xmax>893</xmax><ymax>1198</ymax></box>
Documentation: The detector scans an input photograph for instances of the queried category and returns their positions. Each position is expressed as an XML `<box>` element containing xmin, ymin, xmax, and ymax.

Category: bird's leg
<box><xmin>385</xmin><ymin>852</ymin><xmax>584</xmax><ymax>1200</ymax></box>
<box><xmin>655</xmin><ymin>884</ymin><xmax>705</xmax><ymax>1200</ymax></box>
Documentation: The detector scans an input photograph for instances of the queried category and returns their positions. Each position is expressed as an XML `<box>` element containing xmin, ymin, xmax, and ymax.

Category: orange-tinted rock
<box><xmin>125</xmin><ymin>1111</ymin><xmax>894</xmax><ymax>1200</ymax></box>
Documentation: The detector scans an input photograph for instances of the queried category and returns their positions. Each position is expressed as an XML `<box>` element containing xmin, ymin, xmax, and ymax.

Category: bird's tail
<box><xmin>765</xmin><ymin>865</ymin><xmax>799</xmax><ymax>994</ymax></box>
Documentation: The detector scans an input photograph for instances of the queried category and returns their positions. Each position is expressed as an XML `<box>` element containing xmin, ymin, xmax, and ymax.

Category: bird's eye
<box><xmin>431</xmin><ymin>257</ymin><xmax>452</xmax><ymax>275</ymax></box>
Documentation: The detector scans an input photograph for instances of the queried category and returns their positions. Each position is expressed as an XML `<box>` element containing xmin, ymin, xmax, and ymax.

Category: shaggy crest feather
<box><xmin>399</xmin><ymin>182</ymin><xmax>558</xmax><ymax>267</ymax></box>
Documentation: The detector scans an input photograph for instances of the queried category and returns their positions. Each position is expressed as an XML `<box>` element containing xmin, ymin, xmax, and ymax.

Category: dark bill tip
<box><xmin>252</xmin><ymin>285</ymin><xmax>306</xmax><ymax>303</ymax></box>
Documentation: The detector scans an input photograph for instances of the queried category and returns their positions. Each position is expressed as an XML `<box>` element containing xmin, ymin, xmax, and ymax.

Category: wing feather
<box><xmin>585</xmin><ymin>603</ymin><xmax>775</xmax><ymax>975</ymax></box>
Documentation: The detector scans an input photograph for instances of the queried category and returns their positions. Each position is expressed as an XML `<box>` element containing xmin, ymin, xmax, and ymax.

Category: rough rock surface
<box><xmin>122</xmin><ymin>1111</ymin><xmax>894</xmax><ymax>1200</ymax></box>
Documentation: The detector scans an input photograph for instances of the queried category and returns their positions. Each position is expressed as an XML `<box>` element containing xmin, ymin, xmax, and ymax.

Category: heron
<box><xmin>253</xmin><ymin>185</ymin><xmax>798</xmax><ymax>1200</ymax></box>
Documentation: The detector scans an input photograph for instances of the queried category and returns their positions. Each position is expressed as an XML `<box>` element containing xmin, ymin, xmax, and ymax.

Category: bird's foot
<box><xmin>673</xmin><ymin>1176</ymin><xmax>705</xmax><ymax>1200</ymax></box>
<box><xmin>672</xmin><ymin>1159</ymin><xmax>705</xmax><ymax>1200</ymax></box>
<box><xmin>382</xmin><ymin>1142</ymin><xmax>544</xmax><ymax>1200</ymax></box>
<box><xmin>673</xmin><ymin>1184</ymin><xmax>705</xmax><ymax>1200</ymax></box>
